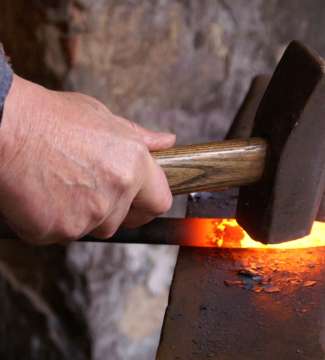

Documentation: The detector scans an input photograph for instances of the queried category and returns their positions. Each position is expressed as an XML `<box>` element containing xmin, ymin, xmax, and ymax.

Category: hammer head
<box><xmin>237</xmin><ymin>41</ymin><xmax>325</xmax><ymax>244</ymax></box>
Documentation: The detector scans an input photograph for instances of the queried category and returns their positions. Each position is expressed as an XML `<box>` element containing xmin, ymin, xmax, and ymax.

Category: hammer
<box><xmin>0</xmin><ymin>41</ymin><xmax>325</xmax><ymax>245</ymax></box>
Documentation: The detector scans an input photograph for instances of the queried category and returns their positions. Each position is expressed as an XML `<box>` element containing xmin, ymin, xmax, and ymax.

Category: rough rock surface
<box><xmin>1</xmin><ymin>1</ymin><xmax>325</xmax><ymax>359</ymax></box>
<box><xmin>0</xmin><ymin>238</ymin><xmax>90</xmax><ymax>360</ymax></box>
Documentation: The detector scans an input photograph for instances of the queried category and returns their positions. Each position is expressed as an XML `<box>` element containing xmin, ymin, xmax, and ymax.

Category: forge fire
<box><xmin>190</xmin><ymin>218</ymin><xmax>325</xmax><ymax>249</ymax></box>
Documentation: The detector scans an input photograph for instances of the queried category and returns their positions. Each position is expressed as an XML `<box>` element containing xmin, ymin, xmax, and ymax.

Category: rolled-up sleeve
<box><xmin>0</xmin><ymin>44</ymin><xmax>13</xmax><ymax>123</ymax></box>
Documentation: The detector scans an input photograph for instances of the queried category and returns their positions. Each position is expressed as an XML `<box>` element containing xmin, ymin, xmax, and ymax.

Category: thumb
<box><xmin>122</xmin><ymin>119</ymin><xmax>176</xmax><ymax>151</ymax></box>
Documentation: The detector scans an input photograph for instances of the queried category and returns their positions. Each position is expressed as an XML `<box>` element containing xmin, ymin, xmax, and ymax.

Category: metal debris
<box><xmin>237</xmin><ymin>268</ymin><xmax>259</xmax><ymax>277</ymax></box>
<box><xmin>224</xmin><ymin>280</ymin><xmax>244</xmax><ymax>287</ymax></box>
<box><xmin>223</xmin><ymin>260</ymin><xmax>319</xmax><ymax>294</ymax></box>
<box><xmin>264</xmin><ymin>285</ymin><xmax>280</xmax><ymax>293</ymax></box>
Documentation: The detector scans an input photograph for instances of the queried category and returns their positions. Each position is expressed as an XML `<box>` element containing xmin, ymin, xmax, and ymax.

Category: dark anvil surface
<box><xmin>157</xmin><ymin>193</ymin><xmax>325</xmax><ymax>359</ymax></box>
<box><xmin>158</xmin><ymin>245</ymin><xmax>325</xmax><ymax>360</ymax></box>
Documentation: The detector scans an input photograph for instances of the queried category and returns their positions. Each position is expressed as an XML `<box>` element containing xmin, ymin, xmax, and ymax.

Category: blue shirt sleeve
<box><xmin>0</xmin><ymin>44</ymin><xmax>13</xmax><ymax>124</ymax></box>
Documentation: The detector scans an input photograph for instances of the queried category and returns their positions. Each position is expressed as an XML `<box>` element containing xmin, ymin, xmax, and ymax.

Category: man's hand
<box><xmin>0</xmin><ymin>75</ymin><xmax>175</xmax><ymax>244</ymax></box>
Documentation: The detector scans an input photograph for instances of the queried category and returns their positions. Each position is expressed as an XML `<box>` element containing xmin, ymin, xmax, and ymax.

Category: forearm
<box><xmin>0</xmin><ymin>44</ymin><xmax>13</xmax><ymax>121</ymax></box>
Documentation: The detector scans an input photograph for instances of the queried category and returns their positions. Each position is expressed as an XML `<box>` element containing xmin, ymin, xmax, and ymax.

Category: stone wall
<box><xmin>1</xmin><ymin>1</ymin><xmax>325</xmax><ymax>359</ymax></box>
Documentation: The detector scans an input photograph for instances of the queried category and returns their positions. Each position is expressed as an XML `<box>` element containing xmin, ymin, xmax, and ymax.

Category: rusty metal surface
<box><xmin>157</xmin><ymin>192</ymin><xmax>325</xmax><ymax>359</ymax></box>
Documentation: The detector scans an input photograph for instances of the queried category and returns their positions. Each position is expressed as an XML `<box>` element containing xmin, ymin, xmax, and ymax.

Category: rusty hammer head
<box><xmin>236</xmin><ymin>41</ymin><xmax>325</xmax><ymax>244</ymax></box>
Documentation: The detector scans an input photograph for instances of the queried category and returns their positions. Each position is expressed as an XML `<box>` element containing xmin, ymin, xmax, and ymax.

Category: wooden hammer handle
<box><xmin>153</xmin><ymin>138</ymin><xmax>267</xmax><ymax>194</ymax></box>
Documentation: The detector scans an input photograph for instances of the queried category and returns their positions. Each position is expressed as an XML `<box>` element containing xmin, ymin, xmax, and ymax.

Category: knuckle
<box><xmin>92</xmin><ymin>224</ymin><xmax>118</xmax><ymax>239</ymax></box>
<box><xmin>92</xmin><ymin>98</ymin><xmax>110</xmax><ymax>114</ymax></box>
<box><xmin>163</xmin><ymin>193</ymin><xmax>173</xmax><ymax>212</ymax></box>
<box><xmin>55</xmin><ymin>219</ymin><xmax>84</xmax><ymax>242</ymax></box>
<box><xmin>130</xmin><ymin>140</ymin><xmax>148</xmax><ymax>161</ymax></box>
<box><xmin>152</xmin><ymin>192</ymin><xmax>173</xmax><ymax>216</ymax></box>
<box><xmin>124</xmin><ymin>118</ymin><xmax>139</xmax><ymax>132</ymax></box>
<box><xmin>94</xmin><ymin>230</ymin><xmax>113</xmax><ymax>239</ymax></box>
<box><xmin>80</xmin><ymin>94</ymin><xmax>110</xmax><ymax>114</ymax></box>
<box><xmin>118</xmin><ymin>170</ymin><xmax>135</xmax><ymax>191</ymax></box>
<box><xmin>121</xmin><ymin>142</ymin><xmax>147</xmax><ymax>184</ymax></box>
<box><xmin>107</xmin><ymin>141</ymin><xmax>148</xmax><ymax>193</ymax></box>
<box><xmin>124</xmin><ymin>215</ymin><xmax>154</xmax><ymax>229</ymax></box>
<box><xmin>90</xmin><ymin>196</ymin><xmax>109</xmax><ymax>224</ymax></box>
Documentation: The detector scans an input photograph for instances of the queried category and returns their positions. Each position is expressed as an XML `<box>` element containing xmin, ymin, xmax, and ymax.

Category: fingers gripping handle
<box><xmin>0</xmin><ymin>138</ymin><xmax>267</xmax><ymax>242</ymax></box>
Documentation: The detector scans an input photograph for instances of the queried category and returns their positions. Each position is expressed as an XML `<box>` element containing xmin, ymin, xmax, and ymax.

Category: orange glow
<box><xmin>186</xmin><ymin>219</ymin><xmax>325</xmax><ymax>298</ymax></box>
<box><xmin>191</xmin><ymin>219</ymin><xmax>325</xmax><ymax>249</ymax></box>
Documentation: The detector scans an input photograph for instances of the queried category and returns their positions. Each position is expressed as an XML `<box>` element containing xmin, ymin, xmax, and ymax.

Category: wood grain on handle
<box><xmin>153</xmin><ymin>138</ymin><xmax>267</xmax><ymax>194</ymax></box>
